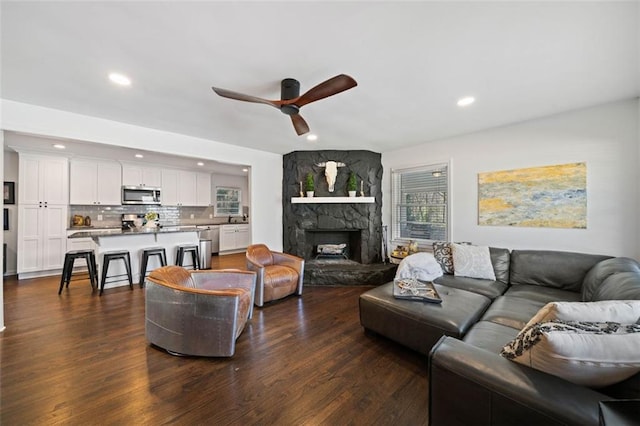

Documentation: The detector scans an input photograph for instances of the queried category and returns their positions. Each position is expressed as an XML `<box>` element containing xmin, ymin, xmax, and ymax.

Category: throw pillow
<box><xmin>501</xmin><ymin>320</ymin><xmax>640</xmax><ymax>387</ymax></box>
<box><xmin>395</xmin><ymin>252</ymin><xmax>443</xmax><ymax>282</ymax></box>
<box><xmin>527</xmin><ymin>300</ymin><xmax>640</xmax><ymax>325</ymax></box>
<box><xmin>432</xmin><ymin>241</ymin><xmax>471</xmax><ymax>274</ymax></box>
<box><xmin>451</xmin><ymin>243</ymin><xmax>496</xmax><ymax>280</ymax></box>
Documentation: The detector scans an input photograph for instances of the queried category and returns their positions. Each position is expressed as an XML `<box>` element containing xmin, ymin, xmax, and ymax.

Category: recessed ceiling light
<box><xmin>197</xmin><ymin>162</ymin><xmax>204</xmax><ymax>166</ymax></box>
<box><xmin>135</xmin><ymin>154</ymin><xmax>143</xmax><ymax>158</ymax></box>
<box><xmin>108</xmin><ymin>72</ymin><xmax>131</xmax><ymax>86</ymax></box>
<box><xmin>242</xmin><ymin>168</ymin><xmax>249</xmax><ymax>172</ymax></box>
<box><xmin>457</xmin><ymin>96</ymin><xmax>475</xmax><ymax>107</ymax></box>
<box><xmin>306</xmin><ymin>134</ymin><xmax>318</xmax><ymax>142</ymax></box>
<box><xmin>53</xmin><ymin>144</ymin><xmax>65</xmax><ymax>149</ymax></box>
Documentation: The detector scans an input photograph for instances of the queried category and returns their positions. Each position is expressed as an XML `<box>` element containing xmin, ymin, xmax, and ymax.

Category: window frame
<box><xmin>390</xmin><ymin>162</ymin><xmax>450</xmax><ymax>245</ymax></box>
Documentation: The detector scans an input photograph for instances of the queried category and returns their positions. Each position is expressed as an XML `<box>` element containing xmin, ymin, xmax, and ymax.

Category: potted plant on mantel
<box><xmin>347</xmin><ymin>172</ymin><xmax>357</xmax><ymax>197</ymax></box>
<box><xmin>305</xmin><ymin>172</ymin><xmax>315</xmax><ymax>198</ymax></box>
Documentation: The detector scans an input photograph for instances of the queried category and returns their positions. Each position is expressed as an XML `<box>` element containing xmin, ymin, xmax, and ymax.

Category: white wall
<box><xmin>382</xmin><ymin>99</ymin><xmax>640</xmax><ymax>259</ymax></box>
<box><xmin>0</xmin><ymin>100</ymin><xmax>284</xmax><ymax>252</ymax></box>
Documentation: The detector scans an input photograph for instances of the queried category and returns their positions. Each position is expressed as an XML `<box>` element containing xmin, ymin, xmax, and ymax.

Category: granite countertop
<box><xmin>68</xmin><ymin>226</ymin><xmax>200</xmax><ymax>239</ymax></box>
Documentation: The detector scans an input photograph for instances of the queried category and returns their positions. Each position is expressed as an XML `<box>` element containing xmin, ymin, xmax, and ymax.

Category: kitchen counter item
<box><xmin>72</xmin><ymin>215</ymin><xmax>84</xmax><ymax>226</ymax></box>
<box><xmin>84</xmin><ymin>216</ymin><xmax>91</xmax><ymax>226</ymax></box>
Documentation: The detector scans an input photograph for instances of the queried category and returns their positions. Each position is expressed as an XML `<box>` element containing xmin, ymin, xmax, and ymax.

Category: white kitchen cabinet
<box><xmin>219</xmin><ymin>224</ymin><xmax>251</xmax><ymax>252</ymax></box>
<box><xmin>18</xmin><ymin>204</ymin><xmax>68</xmax><ymax>275</ymax></box>
<box><xmin>70</xmin><ymin>159</ymin><xmax>122</xmax><ymax>205</ymax></box>
<box><xmin>122</xmin><ymin>165</ymin><xmax>162</xmax><ymax>187</ymax></box>
<box><xmin>161</xmin><ymin>169</ymin><xmax>196</xmax><ymax>206</ymax></box>
<box><xmin>17</xmin><ymin>154</ymin><xmax>69</xmax><ymax>278</ymax></box>
<box><xmin>19</xmin><ymin>154</ymin><xmax>69</xmax><ymax>205</ymax></box>
<box><xmin>161</xmin><ymin>169</ymin><xmax>179</xmax><ymax>206</ymax></box>
<box><xmin>178</xmin><ymin>171</ymin><xmax>197</xmax><ymax>206</ymax></box>
<box><xmin>196</xmin><ymin>172</ymin><xmax>212</xmax><ymax>206</ymax></box>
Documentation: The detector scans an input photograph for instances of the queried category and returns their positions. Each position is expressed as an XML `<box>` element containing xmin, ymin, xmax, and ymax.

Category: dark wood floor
<box><xmin>1</xmin><ymin>253</ymin><xmax>428</xmax><ymax>425</ymax></box>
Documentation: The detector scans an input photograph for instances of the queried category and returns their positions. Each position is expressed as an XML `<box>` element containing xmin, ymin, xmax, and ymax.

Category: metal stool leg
<box><xmin>100</xmin><ymin>256</ymin><xmax>110</xmax><ymax>296</ymax></box>
<box><xmin>139</xmin><ymin>252</ymin><xmax>149</xmax><ymax>288</ymax></box>
<box><xmin>124</xmin><ymin>252</ymin><xmax>133</xmax><ymax>290</ymax></box>
<box><xmin>58</xmin><ymin>254</ymin><xmax>71</xmax><ymax>295</ymax></box>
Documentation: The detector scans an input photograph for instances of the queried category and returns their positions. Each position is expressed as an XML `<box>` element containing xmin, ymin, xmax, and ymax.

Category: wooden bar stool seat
<box><xmin>139</xmin><ymin>246</ymin><xmax>167</xmax><ymax>287</ymax></box>
<box><xmin>175</xmin><ymin>244</ymin><xmax>200</xmax><ymax>270</ymax></box>
<box><xmin>58</xmin><ymin>249</ymin><xmax>98</xmax><ymax>295</ymax></box>
<box><xmin>100</xmin><ymin>250</ymin><xmax>133</xmax><ymax>296</ymax></box>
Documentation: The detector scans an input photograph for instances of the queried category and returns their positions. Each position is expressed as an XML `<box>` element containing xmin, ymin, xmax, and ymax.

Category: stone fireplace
<box><xmin>283</xmin><ymin>150</ymin><xmax>383</xmax><ymax>265</ymax></box>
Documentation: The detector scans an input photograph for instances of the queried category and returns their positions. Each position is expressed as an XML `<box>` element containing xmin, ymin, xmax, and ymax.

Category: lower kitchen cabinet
<box><xmin>17</xmin><ymin>204</ymin><xmax>68</xmax><ymax>277</ymax></box>
<box><xmin>219</xmin><ymin>224</ymin><xmax>251</xmax><ymax>252</ymax></box>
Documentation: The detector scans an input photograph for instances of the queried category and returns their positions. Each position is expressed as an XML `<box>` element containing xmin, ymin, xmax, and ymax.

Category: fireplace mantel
<box><xmin>291</xmin><ymin>196</ymin><xmax>375</xmax><ymax>204</ymax></box>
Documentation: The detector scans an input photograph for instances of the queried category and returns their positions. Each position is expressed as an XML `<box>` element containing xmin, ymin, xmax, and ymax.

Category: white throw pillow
<box><xmin>395</xmin><ymin>252</ymin><xmax>443</xmax><ymax>282</ymax></box>
<box><xmin>501</xmin><ymin>300</ymin><xmax>640</xmax><ymax>388</ymax></box>
<box><xmin>451</xmin><ymin>243</ymin><xmax>496</xmax><ymax>280</ymax></box>
<box><xmin>527</xmin><ymin>300</ymin><xmax>640</xmax><ymax>325</ymax></box>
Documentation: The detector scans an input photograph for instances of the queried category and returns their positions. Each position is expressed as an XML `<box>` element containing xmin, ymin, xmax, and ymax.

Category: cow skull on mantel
<box><xmin>315</xmin><ymin>161</ymin><xmax>346</xmax><ymax>192</ymax></box>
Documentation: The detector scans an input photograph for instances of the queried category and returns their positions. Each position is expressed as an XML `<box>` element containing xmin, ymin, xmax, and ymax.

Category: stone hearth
<box><xmin>283</xmin><ymin>150</ymin><xmax>395</xmax><ymax>286</ymax></box>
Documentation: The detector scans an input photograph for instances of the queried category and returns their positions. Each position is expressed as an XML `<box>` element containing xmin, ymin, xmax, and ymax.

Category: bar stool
<box><xmin>139</xmin><ymin>246</ymin><xmax>167</xmax><ymax>287</ymax></box>
<box><xmin>100</xmin><ymin>250</ymin><xmax>133</xmax><ymax>296</ymax></box>
<box><xmin>175</xmin><ymin>244</ymin><xmax>200</xmax><ymax>270</ymax></box>
<box><xmin>58</xmin><ymin>249</ymin><xmax>98</xmax><ymax>295</ymax></box>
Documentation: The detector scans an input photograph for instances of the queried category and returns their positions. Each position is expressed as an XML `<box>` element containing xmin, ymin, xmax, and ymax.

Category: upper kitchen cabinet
<box><xmin>196</xmin><ymin>172</ymin><xmax>212</xmax><ymax>206</ymax></box>
<box><xmin>19</xmin><ymin>154</ymin><xmax>69</xmax><ymax>205</ymax></box>
<box><xmin>161</xmin><ymin>169</ymin><xmax>210</xmax><ymax>206</ymax></box>
<box><xmin>122</xmin><ymin>164</ymin><xmax>162</xmax><ymax>187</ymax></box>
<box><xmin>69</xmin><ymin>159</ymin><xmax>122</xmax><ymax>205</ymax></box>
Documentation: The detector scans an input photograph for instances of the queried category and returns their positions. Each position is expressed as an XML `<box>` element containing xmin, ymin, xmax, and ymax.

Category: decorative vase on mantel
<box><xmin>306</xmin><ymin>191</ymin><xmax>315</xmax><ymax>198</ymax></box>
<box><xmin>348</xmin><ymin>191</ymin><xmax>356</xmax><ymax>197</ymax></box>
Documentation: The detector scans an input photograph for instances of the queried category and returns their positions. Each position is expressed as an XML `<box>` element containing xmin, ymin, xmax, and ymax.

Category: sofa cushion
<box><xmin>489</xmin><ymin>247</ymin><xmax>510</xmax><ymax>284</ymax></box>
<box><xmin>452</xmin><ymin>244</ymin><xmax>496</xmax><ymax>280</ymax></box>
<box><xmin>432</xmin><ymin>242</ymin><xmax>458</xmax><ymax>274</ymax></box>
<box><xmin>592</xmin><ymin>272</ymin><xmax>640</xmax><ymax>301</ymax></box>
<box><xmin>463</xmin><ymin>320</ymin><xmax>520</xmax><ymax>353</ymax></box>
<box><xmin>480</xmin><ymin>296</ymin><xmax>546</xmax><ymax>330</ymax></box>
<box><xmin>434</xmin><ymin>274</ymin><xmax>507</xmax><ymax>300</ymax></box>
<box><xmin>501</xmin><ymin>320</ymin><xmax>640</xmax><ymax>387</ymax></box>
<box><xmin>509</xmin><ymin>250</ymin><xmax>611</xmax><ymax>292</ymax></box>
<box><xmin>582</xmin><ymin>257</ymin><xmax>640</xmax><ymax>301</ymax></box>
<box><xmin>503</xmin><ymin>284</ymin><xmax>582</xmax><ymax>304</ymax></box>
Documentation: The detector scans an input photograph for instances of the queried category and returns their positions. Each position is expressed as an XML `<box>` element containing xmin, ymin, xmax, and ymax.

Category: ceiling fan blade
<box><xmin>211</xmin><ymin>86</ymin><xmax>281</xmax><ymax>108</ymax></box>
<box><xmin>291</xmin><ymin>114</ymin><xmax>310</xmax><ymax>136</ymax></box>
<box><xmin>294</xmin><ymin>74</ymin><xmax>357</xmax><ymax>108</ymax></box>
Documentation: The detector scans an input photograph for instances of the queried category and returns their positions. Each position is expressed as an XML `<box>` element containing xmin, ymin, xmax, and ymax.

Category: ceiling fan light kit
<box><xmin>212</xmin><ymin>74</ymin><xmax>357</xmax><ymax>136</ymax></box>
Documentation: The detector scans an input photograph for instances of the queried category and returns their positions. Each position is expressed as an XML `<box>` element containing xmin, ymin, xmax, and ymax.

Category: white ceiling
<box><xmin>1</xmin><ymin>1</ymin><xmax>638</xmax><ymax>156</ymax></box>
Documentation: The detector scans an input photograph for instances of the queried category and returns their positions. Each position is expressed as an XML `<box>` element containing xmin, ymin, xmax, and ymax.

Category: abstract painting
<box><xmin>478</xmin><ymin>162</ymin><xmax>586</xmax><ymax>228</ymax></box>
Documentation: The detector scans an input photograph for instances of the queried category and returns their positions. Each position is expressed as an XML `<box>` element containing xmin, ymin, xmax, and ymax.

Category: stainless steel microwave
<box><xmin>121</xmin><ymin>186</ymin><xmax>161</xmax><ymax>205</ymax></box>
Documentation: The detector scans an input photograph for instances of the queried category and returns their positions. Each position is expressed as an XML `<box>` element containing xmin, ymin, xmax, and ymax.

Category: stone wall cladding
<box><xmin>283</xmin><ymin>150</ymin><xmax>383</xmax><ymax>264</ymax></box>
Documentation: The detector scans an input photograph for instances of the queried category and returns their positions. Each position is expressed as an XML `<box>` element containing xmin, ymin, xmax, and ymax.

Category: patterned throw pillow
<box><xmin>432</xmin><ymin>242</ymin><xmax>455</xmax><ymax>274</ymax></box>
<box><xmin>451</xmin><ymin>243</ymin><xmax>496</xmax><ymax>280</ymax></box>
<box><xmin>432</xmin><ymin>241</ymin><xmax>472</xmax><ymax>274</ymax></box>
<box><xmin>501</xmin><ymin>320</ymin><xmax>640</xmax><ymax>387</ymax></box>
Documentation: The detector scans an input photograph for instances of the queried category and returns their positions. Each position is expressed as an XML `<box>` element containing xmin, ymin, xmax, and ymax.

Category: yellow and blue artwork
<box><xmin>478</xmin><ymin>162</ymin><xmax>586</xmax><ymax>228</ymax></box>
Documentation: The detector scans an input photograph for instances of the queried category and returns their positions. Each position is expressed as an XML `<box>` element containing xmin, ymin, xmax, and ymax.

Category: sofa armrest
<box><xmin>428</xmin><ymin>336</ymin><xmax>607</xmax><ymax>426</ymax></box>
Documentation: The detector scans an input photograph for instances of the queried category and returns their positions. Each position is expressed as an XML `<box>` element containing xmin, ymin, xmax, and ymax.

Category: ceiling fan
<box><xmin>211</xmin><ymin>74</ymin><xmax>357</xmax><ymax>136</ymax></box>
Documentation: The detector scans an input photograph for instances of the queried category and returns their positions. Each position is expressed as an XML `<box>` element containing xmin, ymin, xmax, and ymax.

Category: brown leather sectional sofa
<box><xmin>360</xmin><ymin>249</ymin><xmax>640</xmax><ymax>425</ymax></box>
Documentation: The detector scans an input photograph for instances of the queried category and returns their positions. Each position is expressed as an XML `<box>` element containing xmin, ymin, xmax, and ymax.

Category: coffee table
<box><xmin>359</xmin><ymin>281</ymin><xmax>491</xmax><ymax>355</ymax></box>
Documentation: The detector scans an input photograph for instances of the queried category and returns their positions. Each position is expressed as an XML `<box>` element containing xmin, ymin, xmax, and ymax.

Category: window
<box><xmin>391</xmin><ymin>163</ymin><xmax>449</xmax><ymax>242</ymax></box>
<box><xmin>215</xmin><ymin>187</ymin><xmax>241</xmax><ymax>216</ymax></box>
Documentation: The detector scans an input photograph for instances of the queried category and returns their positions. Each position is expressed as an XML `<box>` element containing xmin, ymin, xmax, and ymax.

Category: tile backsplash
<box><xmin>69</xmin><ymin>205</ymin><xmax>248</xmax><ymax>228</ymax></box>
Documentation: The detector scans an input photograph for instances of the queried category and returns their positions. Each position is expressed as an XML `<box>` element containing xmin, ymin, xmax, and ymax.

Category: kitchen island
<box><xmin>68</xmin><ymin>227</ymin><xmax>200</xmax><ymax>290</ymax></box>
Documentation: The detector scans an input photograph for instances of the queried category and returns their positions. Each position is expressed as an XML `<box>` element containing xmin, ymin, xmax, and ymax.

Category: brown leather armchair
<box><xmin>145</xmin><ymin>265</ymin><xmax>256</xmax><ymax>357</ymax></box>
<box><xmin>245</xmin><ymin>244</ymin><xmax>304</xmax><ymax>307</ymax></box>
